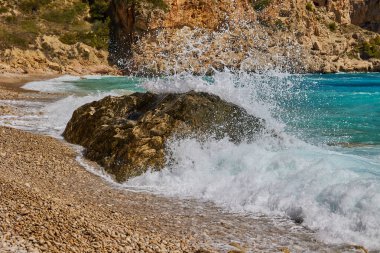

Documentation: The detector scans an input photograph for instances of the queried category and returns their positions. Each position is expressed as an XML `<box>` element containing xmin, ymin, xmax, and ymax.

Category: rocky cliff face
<box><xmin>0</xmin><ymin>0</ymin><xmax>118</xmax><ymax>75</ymax></box>
<box><xmin>63</xmin><ymin>91</ymin><xmax>264</xmax><ymax>181</ymax></box>
<box><xmin>109</xmin><ymin>0</ymin><xmax>380</xmax><ymax>74</ymax></box>
<box><xmin>350</xmin><ymin>0</ymin><xmax>380</xmax><ymax>33</ymax></box>
<box><xmin>0</xmin><ymin>35</ymin><xmax>116</xmax><ymax>75</ymax></box>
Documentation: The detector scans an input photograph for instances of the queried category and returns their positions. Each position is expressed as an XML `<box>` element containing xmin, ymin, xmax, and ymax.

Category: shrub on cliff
<box><xmin>306</xmin><ymin>2</ymin><xmax>314</xmax><ymax>11</ymax></box>
<box><xmin>86</xmin><ymin>0</ymin><xmax>109</xmax><ymax>22</ymax></box>
<box><xmin>42</xmin><ymin>2</ymin><xmax>87</xmax><ymax>24</ymax></box>
<box><xmin>252</xmin><ymin>0</ymin><xmax>272</xmax><ymax>11</ymax></box>
<box><xmin>0</xmin><ymin>6</ymin><xmax>9</xmax><ymax>14</ymax></box>
<box><xmin>328</xmin><ymin>22</ymin><xmax>337</xmax><ymax>32</ymax></box>
<box><xmin>115</xmin><ymin>0</ymin><xmax>167</xmax><ymax>10</ymax></box>
<box><xmin>60</xmin><ymin>19</ymin><xmax>110</xmax><ymax>50</ymax></box>
<box><xmin>19</xmin><ymin>0</ymin><xmax>52</xmax><ymax>13</ymax></box>
<box><xmin>360</xmin><ymin>36</ymin><xmax>380</xmax><ymax>59</ymax></box>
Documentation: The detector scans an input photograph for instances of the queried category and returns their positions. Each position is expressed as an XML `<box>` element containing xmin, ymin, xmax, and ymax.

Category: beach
<box><xmin>0</xmin><ymin>75</ymin><xmax>202</xmax><ymax>252</ymax></box>
<box><xmin>1</xmin><ymin>0</ymin><xmax>379</xmax><ymax>251</ymax></box>
<box><xmin>0</xmin><ymin>75</ymin><xmax>374</xmax><ymax>253</ymax></box>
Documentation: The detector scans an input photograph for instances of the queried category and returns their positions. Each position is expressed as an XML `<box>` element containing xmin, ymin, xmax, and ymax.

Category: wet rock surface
<box><xmin>64</xmin><ymin>91</ymin><xmax>264</xmax><ymax>181</ymax></box>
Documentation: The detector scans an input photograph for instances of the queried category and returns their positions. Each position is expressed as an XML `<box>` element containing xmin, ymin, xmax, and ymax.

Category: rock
<box><xmin>351</xmin><ymin>0</ymin><xmax>380</xmax><ymax>33</ymax></box>
<box><xmin>0</xmin><ymin>35</ymin><xmax>118</xmax><ymax>75</ymax></box>
<box><xmin>312</xmin><ymin>41</ymin><xmax>322</xmax><ymax>51</ymax></box>
<box><xmin>106</xmin><ymin>0</ymin><xmax>380</xmax><ymax>75</ymax></box>
<box><xmin>63</xmin><ymin>91</ymin><xmax>265</xmax><ymax>181</ymax></box>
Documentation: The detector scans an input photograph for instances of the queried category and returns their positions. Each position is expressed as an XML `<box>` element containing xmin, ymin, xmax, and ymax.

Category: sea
<box><xmin>1</xmin><ymin>71</ymin><xmax>380</xmax><ymax>250</ymax></box>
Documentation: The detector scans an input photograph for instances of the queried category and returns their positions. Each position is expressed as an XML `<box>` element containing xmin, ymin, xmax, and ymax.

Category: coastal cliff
<box><xmin>0</xmin><ymin>0</ymin><xmax>118</xmax><ymax>75</ymax></box>
<box><xmin>109</xmin><ymin>0</ymin><xmax>380</xmax><ymax>74</ymax></box>
<box><xmin>350</xmin><ymin>0</ymin><xmax>380</xmax><ymax>33</ymax></box>
<box><xmin>0</xmin><ymin>0</ymin><xmax>379</xmax><ymax>75</ymax></box>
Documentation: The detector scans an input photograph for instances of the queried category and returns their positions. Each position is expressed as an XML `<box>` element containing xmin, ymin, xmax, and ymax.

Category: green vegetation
<box><xmin>274</xmin><ymin>19</ymin><xmax>287</xmax><ymax>31</ymax></box>
<box><xmin>42</xmin><ymin>2</ymin><xmax>87</xmax><ymax>24</ymax></box>
<box><xmin>0</xmin><ymin>6</ymin><xmax>9</xmax><ymax>14</ymax></box>
<box><xmin>306</xmin><ymin>2</ymin><xmax>314</xmax><ymax>11</ymax></box>
<box><xmin>60</xmin><ymin>19</ymin><xmax>110</xmax><ymax>50</ymax></box>
<box><xmin>19</xmin><ymin>0</ymin><xmax>52</xmax><ymax>13</ymax></box>
<box><xmin>20</xmin><ymin>19</ymin><xmax>39</xmax><ymax>34</ymax></box>
<box><xmin>252</xmin><ymin>0</ymin><xmax>272</xmax><ymax>11</ymax></box>
<box><xmin>359</xmin><ymin>36</ymin><xmax>380</xmax><ymax>59</ymax></box>
<box><xmin>0</xmin><ymin>11</ymin><xmax>40</xmax><ymax>50</ymax></box>
<box><xmin>88</xmin><ymin>0</ymin><xmax>110</xmax><ymax>21</ymax></box>
<box><xmin>328</xmin><ymin>22</ymin><xmax>337</xmax><ymax>32</ymax></box>
<box><xmin>0</xmin><ymin>28</ymin><xmax>31</xmax><ymax>49</ymax></box>
<box><xmin>0</xmin><ymin>0</ymin><xmax>169</xmax><ymax>51</ymax></box>
<box><xmin>106</xmin><ymin>0</ymin><xmax>168</xmax><ymax>12</ymax></box>
<box><xmin>4</xmin><ymin>15</ymin><xmax>17</xmax><ymax>24</ymax></box>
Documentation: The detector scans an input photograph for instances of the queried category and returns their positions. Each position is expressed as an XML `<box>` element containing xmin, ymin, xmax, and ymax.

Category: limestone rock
<box><xmin>0</xmin><ymin>35</ymin><xmax>118</xmax><ymax>75</ymax></box>
<box><xmin>351</xmin><ymin>0</ymin><xmax>380</xmax><ymax>33</ymax></box>
<box><xmin>312</xmin><ymin>41</ymin><xmax>322</xmax><ymax>51</ymax></box>
<box><xmin>108</xmin><ymin>0</ymin><xmax>380</xmax><ymax>75</ymax></box>
<box><xmin>63</xmin><ymin>91</ymin><xmax>265</xmax><ymax>181</ymax></box>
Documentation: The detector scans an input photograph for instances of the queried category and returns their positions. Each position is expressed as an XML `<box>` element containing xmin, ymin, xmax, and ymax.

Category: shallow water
<box><xmin>1</xmin><ymin>72</ymin><xmax>380</xmax><ymax>250</ymax></box>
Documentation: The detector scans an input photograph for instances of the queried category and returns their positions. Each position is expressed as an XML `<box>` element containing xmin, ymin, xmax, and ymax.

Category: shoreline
<box><xmin>0</xmin><ymin>74</ymin><xmax>204</xmax><ymax>252</ymax></box>
<box><xmin>0</xmin><ymin>73</ymin><xmax>61</xmax><ymax>100</ymax></box>
<box><xmin>0</xmin><ymin>74</ymin><xmax>373</xmax><ymax>252</ymax></box>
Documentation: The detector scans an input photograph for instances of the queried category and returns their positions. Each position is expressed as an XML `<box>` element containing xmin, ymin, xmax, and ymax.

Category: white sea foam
<box><xmin>2</xmin><ymin>73</ymin><xmax>380</xmax><ymax>249</ymax></box>
<box><xmin>23</xmin><ymin>75</ymin><xmax>81</xmax><ymax>93</ymax></box>
<box><xmin>22</xmin><ymin>75</ymin><xmax>110</xmax><ymax>93</ymax></box>
<box><xmin>1</xmin><ymin>76</ymin><xmax>128</xmax><ymax>137</ymax></box>
<box><xmin>127</xmin><ymin>72</ymin><xmax>380</xmax><ymax>249</ymax></box>
<box><xmin>125</xmin><ymin>135</ymin><xmax>380</xmax><ymax>249</ymax></box>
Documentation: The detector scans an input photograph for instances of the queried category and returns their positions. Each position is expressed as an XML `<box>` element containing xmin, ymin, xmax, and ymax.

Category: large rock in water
<box><xmin>63</xmin><ymin>91</ymin><xmax>264</xmax><ymax>182</ymax></box>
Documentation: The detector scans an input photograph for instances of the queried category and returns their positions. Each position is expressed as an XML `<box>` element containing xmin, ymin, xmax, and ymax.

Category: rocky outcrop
<box><xmin>0</xmin><ymin>35</ymin><xmax>118</xmax><ymax>75</ymax></box>
<box><xmin>350</xmin><ymin>0</ymin><xmax>380</xmax><ymax>33</ymax></box>
<box><xmin>109</xmin><ymin>0</ymin><xmax>380</xmax><ymax>74</ymax></box>
<box><xmin>63</xmin><ymin>91</ymin><xmax>264</xmax><ymax>181</ymax></box>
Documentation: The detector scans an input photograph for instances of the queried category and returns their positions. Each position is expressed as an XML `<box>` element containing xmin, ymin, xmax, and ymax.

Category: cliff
<box><xmin>350</xmin><ymin>0</ymin><xmax>380</xmax><ymax>33</ymax></box>
<box><xmin>1</xmin><ymin>0</ymin><xmax>379</xmax><ymax>75</ymax></box>
<box><xmin>109</xmin><ymin>0</ymin><xmax>380</xmax><ymax>74</ymax></box>
<box><xmin>0</xmin><ymin>0</ymin><xmax>118</xmax><ymax>75</ymax></box>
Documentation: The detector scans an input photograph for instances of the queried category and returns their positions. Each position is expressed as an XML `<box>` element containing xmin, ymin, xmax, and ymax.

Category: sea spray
<box><xmin>1</xmin><ymin>72</ymin><xmax>380</xmax><ymax>249</ymax></box>
<box><xmin>125</xmin><ymin>131</ymin><xmax>380</xmax><ymax>249</ymax></box>
<box><xmin>127</xmin><ymin>71</ymin><xmax>380</xmax><ymax>249</ymax></box>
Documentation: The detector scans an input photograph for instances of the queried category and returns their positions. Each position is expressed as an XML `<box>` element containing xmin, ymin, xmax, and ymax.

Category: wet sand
<box><xmin>0</xmin><ymin>74</ymin><xmax>370</xmax><ymax>253</ymax></box>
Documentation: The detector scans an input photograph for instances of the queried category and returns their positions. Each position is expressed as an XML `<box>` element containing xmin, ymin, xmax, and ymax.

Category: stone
<box><xmin>312</xmin><ymin>41</ymin><xmax>322</xmax><ymax>51</ymax></box>
<box><xmin>0</xmin><ymin>35</ymin><xmax>118</xmax><ymax>75</ymax></box>
<box><xmin>63</xmin><ymin>91</ymin><xmax>265</xmax><ymax>181</ymax></box>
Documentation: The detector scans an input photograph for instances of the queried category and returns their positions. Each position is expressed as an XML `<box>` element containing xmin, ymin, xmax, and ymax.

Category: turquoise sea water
<box><xmin>18</xmin><ymin>72</ymin><xmax>380</xmax><ymax>249</ymax></box>
<box><xmin>67</xmin><ymin>73</ymin><xmax>380</xmax><ymax>149</ymax></box>
<box><xmin>68</xmin><ymin>76</ymin><xmax>146</xmax><ymax>93</ymax></box>
<box><xmin>284</xmin><ymin>73</ymin><xmax>380</xmax><ymax>145</ymax></box>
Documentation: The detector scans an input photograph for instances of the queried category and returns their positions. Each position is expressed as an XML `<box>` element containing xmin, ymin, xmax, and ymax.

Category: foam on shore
<box><xmin>2</xmin><ymin>72</ymin><xmax>380</xmax><ymax>250</ymax></box>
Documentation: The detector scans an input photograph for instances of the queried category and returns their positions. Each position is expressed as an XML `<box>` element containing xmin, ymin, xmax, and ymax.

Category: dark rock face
<box><xmin>63</xmin><ymin>91</ymin><xmax>264</xmax><ymax>182</ymax></box>
<box><xmin>108</xmin><ymin>0</ymin><xmax>135</xmax><ymax>66</ymax></box>
<box><xmin>350</xmin><ymin>0</ymin><xmax>380</xmax><ymax>33</ymax></box>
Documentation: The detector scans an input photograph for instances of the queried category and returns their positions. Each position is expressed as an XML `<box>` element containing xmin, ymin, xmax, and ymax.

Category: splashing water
<box><xmin>128</xmin><ymin>71</ymin><xmax>380</xmax><ymax>249</ymax></box>
<box><xmin>1</xmin><ymin>72</ymin><xmax>380</xmax><ymax>249</ymax></box>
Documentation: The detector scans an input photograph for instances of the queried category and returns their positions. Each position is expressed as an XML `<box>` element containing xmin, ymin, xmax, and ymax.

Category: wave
<box><xmin>125</xmin><ymin>134</ymin><xmax>380</xmax><ymax>249</ymax></box>
<box><xmin>132</xmin><ymin>71</ymin><xmax>380</xmax><ymax>249</ymax></box>
<box><xmin>23</xmin><ymin>75</ymin><xmax>83</xmax><ymax>93</ymax></box>
<box><xmin>3</xmin><ymin>72</ymin><xmax>380</xmax><ymax>249</ymax></box>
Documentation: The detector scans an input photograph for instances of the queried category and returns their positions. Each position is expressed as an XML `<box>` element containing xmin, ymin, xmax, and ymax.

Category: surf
<box><xmin>1</xmin><ymin>71</ymin><xmax>380</xmax><ymax>249</ymax></box>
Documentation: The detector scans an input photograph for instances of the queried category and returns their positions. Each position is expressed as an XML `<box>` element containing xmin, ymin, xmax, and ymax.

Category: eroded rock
<box><xmin>63</xmin><ymin>91</ymin><xmax>264</xmax><ymax>181</ymax></box>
